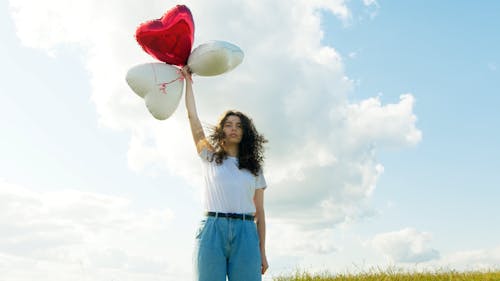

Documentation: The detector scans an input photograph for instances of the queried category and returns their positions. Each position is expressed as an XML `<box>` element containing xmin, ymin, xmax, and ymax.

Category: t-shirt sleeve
<box><xmin>255</xmin><ymin>169</ymin><xmax>267</xmax><ymax>190</ymax></box>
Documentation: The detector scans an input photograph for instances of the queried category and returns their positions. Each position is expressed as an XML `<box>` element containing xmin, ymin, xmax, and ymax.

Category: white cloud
<box><xmin>269</xmin><ymin>222</ymin><xmax>338</xmax><ymax>257</ymax></box>
<box><xmin>0</xmin><ymin>179</ymin><xmax>194</xmax><ymax>281</ymax></box>
<box><xmin>343</xmin><ymin>94</ymin><xmax>422</xmax><ymax>148</ymax></box>
<box><xmin>372</xmin><ymin>228</ymin><xmax>440</xmax><ymax>263</ymax></box>
<box><xmin>434</xmin><ymin>246</ymin><xmax>500</xmax><ymax>271</ymax></box>
<box><xmin>363</xmin><ymin>0</ymin><xmax>378</xmax><ymax>7</ymax></box>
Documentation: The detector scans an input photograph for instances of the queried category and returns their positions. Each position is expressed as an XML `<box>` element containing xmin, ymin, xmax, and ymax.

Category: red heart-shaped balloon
<box><xmin>135</xmin><ymin>5</ymin><xmax>194</xmax><ymax>66</ymax></box>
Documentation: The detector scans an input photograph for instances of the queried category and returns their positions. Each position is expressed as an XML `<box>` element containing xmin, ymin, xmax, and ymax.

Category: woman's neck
<box><xmin>223</xmin><ymin>144</ymin><xmax>239</xmax><ymax>157</ymax></box>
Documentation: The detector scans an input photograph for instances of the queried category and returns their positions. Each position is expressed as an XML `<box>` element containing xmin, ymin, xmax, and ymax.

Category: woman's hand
<box><xmin>180</xmin><ymin>65</ymin><xmax>192</xmax><ymax>83</ymax></box>
<box><xmin>261</xmin><ymin>253</ymin><xmax>268</xmax><ymax>274</ymax></box>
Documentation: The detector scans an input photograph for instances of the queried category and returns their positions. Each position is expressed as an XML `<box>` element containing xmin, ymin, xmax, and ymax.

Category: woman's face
<box><xmin>222</xmin><ymin>115</ymin><xmax>243</xmax><ymax>144</ymax></box>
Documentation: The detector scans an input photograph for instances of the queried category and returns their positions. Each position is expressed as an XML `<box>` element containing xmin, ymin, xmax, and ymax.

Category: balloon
<box><xmin>135</xmin><ymin>5</ymin><xmax>194</xmax><ymax>66</ymax></box>
<box><xmin>126</xmin><ymin>63</ymin><xmax>184</xmax><ymax>120</ymax></box>
<box><xmin>188</xmin><ymin>41</ymin><xmax>244</xmax><ymax>76</ymax></box>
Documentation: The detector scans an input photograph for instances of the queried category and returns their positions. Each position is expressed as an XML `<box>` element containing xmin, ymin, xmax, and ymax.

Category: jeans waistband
<box><xmin>205</xmin><ymin>212</ymin><xmax>255</xmax><ymax>221</ymax></box>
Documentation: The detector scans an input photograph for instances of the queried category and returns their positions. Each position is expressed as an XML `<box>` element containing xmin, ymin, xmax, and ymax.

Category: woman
<box><xmin>181</xmin><ymin>66</ymin><xmax>268</xmax><ymax>281</ymax></box>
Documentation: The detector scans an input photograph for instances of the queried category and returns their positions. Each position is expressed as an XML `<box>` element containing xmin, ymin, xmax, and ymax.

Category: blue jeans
<box><xmin>193</xmin><ymin>216</ymin><xmax>261</xmax><ymax>281</ymax></box>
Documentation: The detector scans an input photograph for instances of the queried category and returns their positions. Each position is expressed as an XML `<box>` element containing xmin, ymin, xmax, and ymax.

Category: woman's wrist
<box><xmin>260</xmin><ymin>246</ymin><xmax>266</xmax><ymax>254</ymax></box>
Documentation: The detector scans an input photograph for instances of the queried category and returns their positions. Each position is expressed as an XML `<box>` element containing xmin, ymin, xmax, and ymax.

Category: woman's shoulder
<box><xmin>197</xmin><ymin>139</ymin><xmax>213</xmax><ymax>153</ymax></box>
<box><xmin>197</xmin><ymin>139</ymin><xmax>215</xmax><ymax>161</ymax></box>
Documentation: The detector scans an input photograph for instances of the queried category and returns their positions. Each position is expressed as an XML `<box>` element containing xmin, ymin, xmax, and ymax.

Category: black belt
<box><xmin>205</xmin><ymin>212</ymin><xmax>255</xmax><ymax>221</ymax></box>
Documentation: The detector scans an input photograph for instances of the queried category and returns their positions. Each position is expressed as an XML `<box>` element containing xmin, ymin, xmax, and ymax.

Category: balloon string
<box><xmin>158</xmin><ymin>75</ymin><xmax>183</xmax><ymax>94</ymax></box>
<box><xmin>150</xmin><ymin>64</ymin><xmax>184</xmax><ymax>95</ymax></box>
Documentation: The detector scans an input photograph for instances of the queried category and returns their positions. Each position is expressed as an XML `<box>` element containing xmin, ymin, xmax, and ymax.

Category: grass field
<box><xmin>273</xmin><ymin>269</ymin><xmax>500</xmax><ymax>281</ymax></box>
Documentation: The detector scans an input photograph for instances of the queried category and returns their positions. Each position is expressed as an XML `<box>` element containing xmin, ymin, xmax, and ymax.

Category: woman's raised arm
<box><xmin>181</xmin><ymin>66</ymin><xmax>211</xmax><ymax>154</ymax></box>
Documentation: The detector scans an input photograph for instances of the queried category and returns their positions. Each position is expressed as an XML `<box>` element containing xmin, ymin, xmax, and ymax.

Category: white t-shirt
<box><xmin>199</xmin><ymin>148</ymin><xmax>267</xmax><ymax>214</ymax></box>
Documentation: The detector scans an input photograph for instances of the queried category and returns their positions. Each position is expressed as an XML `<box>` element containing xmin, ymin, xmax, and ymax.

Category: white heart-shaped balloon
<box><xmin>188</xmin><ymin>40</ymin><xmax>244</xmax><ymax>76</ymax></box>
<box><xmin>126</xmin><ymin>63</ymin><xmax>184</xmax><ymax>120</ymax></box>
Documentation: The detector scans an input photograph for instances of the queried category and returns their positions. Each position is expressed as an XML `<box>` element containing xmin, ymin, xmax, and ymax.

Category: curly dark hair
<box><xmin>208</xmin><ymin>110</ymin><xmax>267</xmax><ymax>176</ymax></box>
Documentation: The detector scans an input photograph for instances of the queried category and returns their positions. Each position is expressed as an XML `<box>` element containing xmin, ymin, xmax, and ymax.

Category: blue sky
<box><xmin>1</xmin><ymin>1</ymin><xmax>499</xmax><ymax>280</ymax></box>
<box><xmin>321</xmin><ymin>1</ymin><xmax>500</xmax><ymax>249</ymax></box>
<box><xmin>325</xmin><ymin>0</ymin><xmax>500</xmax><ymax>222</ymax></box>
